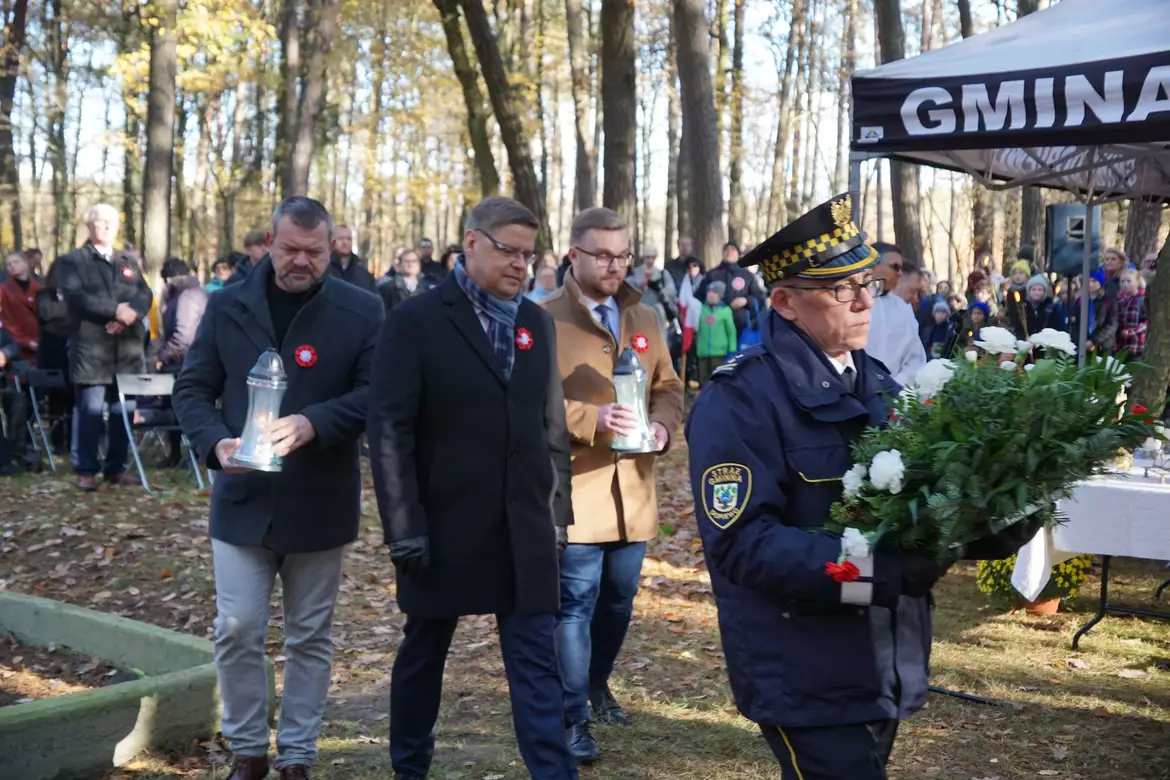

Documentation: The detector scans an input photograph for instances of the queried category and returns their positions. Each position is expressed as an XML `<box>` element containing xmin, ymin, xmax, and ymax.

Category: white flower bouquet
<box><xmin>826</xmin><ymin>327</ymin><xmax>1163</xmax><ymax>560</ymax></box>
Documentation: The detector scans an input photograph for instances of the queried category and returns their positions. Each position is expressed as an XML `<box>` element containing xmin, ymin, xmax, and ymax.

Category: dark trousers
<box><xmin>390</xmin><ymin>613</ymin><xmax>577</xmax><ymax>780</ymax></box>
<box><xmin>697</xmin><ymin>356</ymin><xmax>723</xmax><ymax>385</ymax></box>
<box><xmin>71</xmin><ymin>383</ymin><xmax>129</xmax><ymax>477</ymax></box>
<box><xmin>37</xmin><ymin>334</ymin><xmax>72</xmax><ymax>452</ymax></box>
<box><xmin>555</xmin><ymin>541</ymin><xmax>646</xmax><ymax>724</ymax></box>
<box><xmin>760</xmin><ymin>720</ymin><xmax>899</xmax><ymax>780</ymax></box>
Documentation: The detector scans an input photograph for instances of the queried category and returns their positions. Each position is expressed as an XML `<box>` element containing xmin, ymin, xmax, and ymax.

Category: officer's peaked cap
<box><xmin>741</xmin><ymin>192</ymin><xmax>878</xmax><ymax>287</ymax></box>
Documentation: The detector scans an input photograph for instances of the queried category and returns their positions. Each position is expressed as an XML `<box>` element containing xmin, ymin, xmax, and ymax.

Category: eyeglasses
<box><xmin>886</xmin><ymin>262</ymin><xmax>904</xmax><ymax>274</ymax></box>
<box><xmin>476</xmin><ymin>229</ymin><xmax>536</xmax><ymax>263</ymax></box>
<box><xmin>786</xmin><ymin>277</ymin><xmax>885</xmax><ymax>303</ymax></box>
<box><xmin>573</xmin><ymin>246</ymin><xmax>632</xmax><ymax>267</ymax></box>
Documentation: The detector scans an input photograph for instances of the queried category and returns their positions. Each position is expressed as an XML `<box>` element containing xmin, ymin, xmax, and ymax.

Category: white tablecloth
<box><xmin>1011</xmin><ymin>467</ymin><xmax>1170</xmax><ymax>601</ymax></box>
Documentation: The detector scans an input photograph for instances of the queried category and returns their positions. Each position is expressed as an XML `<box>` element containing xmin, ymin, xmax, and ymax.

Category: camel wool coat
<box><xmin>541</xmin><ymin>269</ymin><xmax>684</xmax><ymax>544</ymax></box>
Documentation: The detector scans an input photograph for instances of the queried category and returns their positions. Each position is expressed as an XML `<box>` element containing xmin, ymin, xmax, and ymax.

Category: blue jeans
<box><xmin>71</xmin><ymin>384</ymin><xmax>130</xmax><ymax>477</ymax></box>
<box><xmin>555</xmin><ymin>541</ymin><xmax>647</xmax><ymax>725</ymax></box>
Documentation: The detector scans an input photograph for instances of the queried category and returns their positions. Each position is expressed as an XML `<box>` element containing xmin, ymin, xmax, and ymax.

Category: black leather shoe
<box><xmin>395</xmin><ymin>774</ymin><xmax>426</xmax><ymax>780</ymax></box>
<box><xmin>590</xmin><ymin>683</ymin><xmax>630</xmax><ymax>725</ymax></box>
<box><xmin>567</xmin><ymin>720</ymin><xmax>601</xmax><ymax>764</ymax></box>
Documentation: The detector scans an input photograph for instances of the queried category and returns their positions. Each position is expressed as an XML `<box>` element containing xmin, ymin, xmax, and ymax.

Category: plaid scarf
<box><xmin>454</xmin><ymin>255</ymin><xmax>521</xmax><ymax>379</ymax></box>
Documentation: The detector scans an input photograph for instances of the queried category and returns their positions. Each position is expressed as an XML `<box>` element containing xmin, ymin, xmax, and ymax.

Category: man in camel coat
<box><xmin>540</xmin><ymin>207</ymin><xmax>684</xmax><ymax>764</ymax></box>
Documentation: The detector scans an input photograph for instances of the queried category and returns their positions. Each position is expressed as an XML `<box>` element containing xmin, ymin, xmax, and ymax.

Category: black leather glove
<box><xmin>389</xmin><ymin>535</ymin><xmax>430</xmax><ymax>577</ymax></box>
<box><xmin>555</xmin><ymin>526</ymin><xmax>568</xmax><ymax>554</ymax></box>
<box><xmin>901</xmin><ymin>554</ymin><xmax>952</xmax><ymax>598</ymax></box>
<box><xmin>962</xmin><ymin>513</ymin><xmax>1046</xmax><ymax>561</ymax></box>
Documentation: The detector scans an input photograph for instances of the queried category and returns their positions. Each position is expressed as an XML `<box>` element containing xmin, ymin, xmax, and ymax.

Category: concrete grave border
<box><xmin>0</xmin><ymin>590</ymin><xmax>273</xmax><ymax>780</ymax></box>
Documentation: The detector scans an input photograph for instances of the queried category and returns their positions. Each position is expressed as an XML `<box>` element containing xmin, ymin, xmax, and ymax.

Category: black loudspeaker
<box><xmin>1045</xmin><ymin>203</ymin><xmax>1101</xmax><ymax>277</ymax></box>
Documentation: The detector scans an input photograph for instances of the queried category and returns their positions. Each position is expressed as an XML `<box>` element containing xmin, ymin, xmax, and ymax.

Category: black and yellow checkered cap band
<box><xmin>759</xmin><ymin>223</ymin><xmax>864</xmax><ymax>285</ymax></box>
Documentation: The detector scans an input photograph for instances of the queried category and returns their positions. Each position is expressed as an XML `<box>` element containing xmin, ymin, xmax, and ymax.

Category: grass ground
<box><xmin>2</xmin><ymin>445</ymin><xmax>1169</xmax><ymax>779</ymax></box>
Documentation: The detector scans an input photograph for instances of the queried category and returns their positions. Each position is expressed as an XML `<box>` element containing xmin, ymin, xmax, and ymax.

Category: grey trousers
<box><xmin>211</xmin><ymin>539</ymin><xmax>345</xmax><ymax>769</ymax></box>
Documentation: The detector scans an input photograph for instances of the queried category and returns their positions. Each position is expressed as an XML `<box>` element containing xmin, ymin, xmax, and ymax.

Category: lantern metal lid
<box><xmin>613</xmin><ymin>347</ymin><xmax>648</xmax><ymax>380</ymax></box>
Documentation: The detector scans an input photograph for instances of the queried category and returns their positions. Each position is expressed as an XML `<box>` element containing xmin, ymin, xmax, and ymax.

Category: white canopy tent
<box><xmin>848</xmin><ymin>0</ymin><xmax>1170</xmax><ymax>357</ymax></box>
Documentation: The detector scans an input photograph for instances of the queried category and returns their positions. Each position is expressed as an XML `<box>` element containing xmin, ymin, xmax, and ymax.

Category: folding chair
<box><xmin>115</xmin><ymin>373</ymin><xmax>206</xmax><ymax>494</ymax></box>
<box><xmin>10</xmin><ymin>363</ymin><xmax>64</xmax><ymax>473</ymax></box>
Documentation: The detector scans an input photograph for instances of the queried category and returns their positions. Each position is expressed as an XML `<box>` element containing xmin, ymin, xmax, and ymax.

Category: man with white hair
<box><xmin>54</xmin><ymin>203</ymin><xmax>153</xmax><ymax>491</ymax></box>
<box><xmin>626</xmin><ymin>245</ymin><xmax>678</xmax><ymax>336</ymax></box>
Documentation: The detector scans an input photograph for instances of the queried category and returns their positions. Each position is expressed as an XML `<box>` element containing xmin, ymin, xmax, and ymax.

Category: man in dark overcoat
<box><xmin>687</xmin><ymin>193</ymin><xmax>1042</xmax><ymax>780</ymax></box>
<box><xmin>329</xmin><ymin>224</ymin><xmax>377</xmax><ymax>293</ymax></box>
<box><xmin>368</xmin><ymin>196</ymin><xmax>577</xmax><ymax>780</ymax></box>
<box><xmin>174</xmin><ymin>196</ymin><xmax>384</xmax><ymax>780</ymax></box>
<box><xmin>54</xmin><ymin>203</ymin><xmax>153</xmax><ymax>491</ymax></box>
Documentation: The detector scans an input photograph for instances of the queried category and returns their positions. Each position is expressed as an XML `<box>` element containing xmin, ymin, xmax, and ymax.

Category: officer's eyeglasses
<box><xmin>573</xmin><ymin>246</ymin><xmax>632</xmax><ymax>268</ymax></box>
<box><xmin>476</xmin><ymin>229</ymin><xmax>536</xmax><ymax>263</ymax></box>
<box><xmin>786</xmin><ymin>277</ymin><xmax>885</xmax><ymax>303</ymax></box>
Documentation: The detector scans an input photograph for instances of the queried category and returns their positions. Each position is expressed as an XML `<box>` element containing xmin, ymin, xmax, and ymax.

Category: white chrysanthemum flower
<box><xmin>1016</xmin><ymin>340</ymin><xmax>1033</xmax><ymax>353</ymax></box>
<box><xmin>1029</xmin><ymin>328</ymin><xmax>1077</xmax><ymax>356</ymax></box>
<box><xmin>973</xmin><ymin>326</ymin><xmax>1018</xmax><ymax>355</ymax></box>
<box><xmin>965</xmin><ymin>350</ymin><xmax>978</xmax><ymax>362</ymax></box>
<box><xmin>842</xmin><ymin>527</ymin><xmax>871</xmax><ymax>558</ymax></box>
<box><xmin>999</xmin><ymin>360</ymin><xmax>1018</xmax><ymax>371</ymax></box>
<box><xmin>913</xmin><ymin>358</ymin><xmax>956</xmax><ymax>401</ymax></box>
<box><xmin>1142</xmin><ymin>437</ymin><xmax>1162</xmax><ymax>454</ymax></box>
<box><xmin>842</xmin><ymin>463</ymin><xmax>867</xmax><ymax>498</ymax></box>
<box><xmin>869</xmin><ymin>450</ymin><xmax>905</xmax><ymax>495</ymax></box>
<box><xmin>1024</xmin><ymin>363</ymin><xmax>1036</xmax><ymax>372</ymax></box>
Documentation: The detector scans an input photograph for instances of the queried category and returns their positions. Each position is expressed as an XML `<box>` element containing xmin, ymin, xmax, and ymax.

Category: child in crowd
<box><xmin>1114</xmin><ymin>268</ymin><xmax>1148</xmax><ymax>358</ymax></box>
<box><xmin>696</xmin><ymin>281</ymin><xmax>737</xmax><ymax>385</ymax></box>
<box><xmin>963</xmin><ymin>300</ymin><xmax>990</xmax><ymax>349</ymax></box>
<box><xmin>1069</xmin><ymin>268</ymin><xmax>1118</xmax><ymax>354</ymax></box>
<box><xmin>922</xmin><ymin>301</ymin><xmax>954</xmax><ymax>359</ymax></box>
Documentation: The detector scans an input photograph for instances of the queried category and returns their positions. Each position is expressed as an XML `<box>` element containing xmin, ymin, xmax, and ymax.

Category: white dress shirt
<box><xmin>865</xmin><ymin>293</ymin><xmax>926</xmax><ymax>387</ymax></box>
<box><xmin>584</xmin><ymin>295</ymin><xmax>618</xmax><ymax>338</ymax></box>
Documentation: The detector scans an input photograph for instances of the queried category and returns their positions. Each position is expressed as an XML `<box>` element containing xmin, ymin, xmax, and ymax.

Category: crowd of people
<box><xmin>0</xmin><ymin>190</ymin><xmax>1152</xmax><ymax>780</ymax></box>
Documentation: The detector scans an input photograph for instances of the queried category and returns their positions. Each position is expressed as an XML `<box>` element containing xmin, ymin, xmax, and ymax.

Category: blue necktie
<box><xmin>597</xmin><ymin>303</ymin><xmax>617</xmax><ymax>342</ymax></box>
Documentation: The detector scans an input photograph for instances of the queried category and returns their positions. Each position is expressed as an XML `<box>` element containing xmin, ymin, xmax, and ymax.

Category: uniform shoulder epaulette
<box><xmin>710</xmin><ymin>345</ymin><xmax>766</xmax><ymax>378</ymax></box>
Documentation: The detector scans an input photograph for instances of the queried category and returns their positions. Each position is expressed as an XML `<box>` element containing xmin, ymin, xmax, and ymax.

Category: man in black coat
<box><xmin>328</xmin><ymin>224</ymin><xmax>377</xmax><ymax>293</ymax></box>
<box><xmin>174</xmin><ymin>197</ymin><xmax>383</xmax><ymax>780</ymax></box>
<box><xmin>369</xmin><ymin>196</ymin><xmax>577</xmax><ymax>780</ymax></box>
<box><xmin>54</xmin><ymin>203</ymin><xmax>153</xmax><ymax>491</ymax></box>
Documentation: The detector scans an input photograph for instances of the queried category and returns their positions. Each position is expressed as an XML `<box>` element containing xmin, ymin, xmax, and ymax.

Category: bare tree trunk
<box><xmin>799</xmin><ymin>0</ymin><xmax>823</xmax><ymax>212</ymax></box>
<box><xmin>435</xmin><ymin>0</ymin><xmax>500</xmax><ymax>196</ymax></box>
<box><xmin>1014</xmin><ymin>0</ymin><xmax>1043</xmax><ymax>262</ymax></box>
<box><xmin>1000</xmin><ymin>188</ymin><xmax>1020</xmax><ymax>272</ymax></box>
<box><xmin>957</xmin><ymin>0</ymin><xmax>974</xmax><ymax>38</ymax></box>
<box><xmin>461</xmin><ymin>0</ymin><xmax>552</xmax><ymax>249</ymax></box>
<box><xmin>664</xmin><ymin>35</ymin><xmax>679</xmax><ymax>256</ymax></box>
<box><xmin>286</xmin><ymin>0</ymin><xmax>340</xmax><ymax>197</ymax></box>
<box><xmin>712</xmin><ymin>0</ymin><xmax>728</xmax><ymax>166</ymax></box>
<box><xmin>833</xmin><ymin>0</ymin><xmax>856</xmax><ymax>195</ymax></box>
<box><xmin>726</xmin><ymin>0</ymin><xmax>745</xmax><ymax>246</ymax></box>
<box><xmin>874</xmin><ymin>0</ymin><xmax>923</xmax><ymax>261</ymax></box>
<box><xmin>275</xmin><ymin>0</ymin><xmax>300</xmax><ymax>197</ymax></box>
<box><xmin>766</xmin><ymin>0</ymin><xmax>805</xmax><ymax>230</ymax></box>
<box><xmin>0</xmin><ymin>0</ymin><xmax>27</xmax><ymax>248</ymax></box>
<box><xmin>47</xmin><ymin>0</ymin><xmax>69</xmax><ymax>257</ymax></box>
<box><xmin>173</xmin><ymin>98</ymin><xmax>187</xmax><ymax>260</ymax></box>
<box><xmin>564</xmin><ymin>0</ymin><xmax>595</xmax><ymax>210</ymax></box>
<box><xmin>1132</xmin><ymin>235</ymin><xmax>1170</xmax><ymax>409</ymax></box>
<box><xmin>600</xmin><ymin>0</ymin><xmax>635</xmax><ymax>225</ymax></box>
<box><xmin>140</xmin><ymin>0</ymin><xmax>177</xmax><ymax>277</ymax></box>
<box><xmin>361</xmin><ymin>24</ymin><xmax>387</xmax><ymax>258</ymax></box>
<box><xmin>673</xmin><ymin>0</ymin><xmax>724</xmax><ymax>268</ymax></box>
<box><xmin>1124</xmin><ymin>200</ymin><xmax>1163</xmax><ymax>261</ymax></box>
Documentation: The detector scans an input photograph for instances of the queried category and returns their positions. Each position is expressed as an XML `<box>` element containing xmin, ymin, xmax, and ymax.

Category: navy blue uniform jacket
<box><xmin>174</xmin><ymin>258</ymin><xmax>384</xmax><ymax>554</ymax></box>
<box><xmin>686</xmin><ymin>310</ymin><xmax>932</xmax><ymax>728</ymax></box>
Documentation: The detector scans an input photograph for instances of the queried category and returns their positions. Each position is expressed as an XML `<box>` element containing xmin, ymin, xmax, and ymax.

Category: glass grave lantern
<box><xmin>230</xmin><ymin>349</ymin><xmax>289</xmax><ymax>472</ymax></box>
<box><xmin>611</xmin><ymin>347</ymin><xmax>657</xmax><ymax>453</ymax></box>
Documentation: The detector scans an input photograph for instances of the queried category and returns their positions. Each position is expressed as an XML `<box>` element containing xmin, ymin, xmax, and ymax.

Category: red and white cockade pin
<box><xmin>515</xmin><ymin>328</ymin><xmax>534</xmax><ymax>350</ymax></box>
<box><xmin>121</xmin><ymin>266</ymin><xmax>134</xmax><ymax>279</ymax></box>
<box><xmin>632</xmin><ymin>333</ymin><xmax>650</xmax><ymax>353</ymax></box>
<box><xmin>294</xmin><ymin>344</ymin><xmax>318</xmax><ymax>368</ymax></box>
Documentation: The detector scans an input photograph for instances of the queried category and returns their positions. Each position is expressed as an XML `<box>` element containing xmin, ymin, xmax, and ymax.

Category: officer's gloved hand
<box><xmin>874</xmin><ymin>549</ymin><xmax>953</xmax><ymax>603</ymax></box>
<box><xmin>961</xmin><ymin>513</ymin><xmax>1046</xmax><ymax>561</ymax></box>
<box><xmin>900</xmin><ymin>553</ymin><xmax>953</xmax><ymax>599</ymax></box>
<box><xmin>389</xmin><ymin>536</ymin><xmax>430</xmax><ymax>577</ymax></box>
<box><xmin>555</xmin><ymin>526</ymin><xmax>568</xmax><ymax>554</ymax></box>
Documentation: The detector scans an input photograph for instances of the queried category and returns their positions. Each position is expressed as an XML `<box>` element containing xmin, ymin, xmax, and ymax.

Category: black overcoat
<box><xmin>173</xmin><ymin>258</ymin><xmax>384</xmax><ymax>554</ymax></box>
<box><xmin>368</xmin><ymin>275</ymin><xmax>573</xmax><ymax>618</ymax></box>
<box><xmin>54</xmin><ymin>243</ymin><xmax>153</xmax><ymax>386</ymax></box>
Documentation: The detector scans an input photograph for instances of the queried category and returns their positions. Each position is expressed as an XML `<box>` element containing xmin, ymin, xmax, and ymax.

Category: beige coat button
<box><xmin>603</xmin><ymin>346</ymin><xmax>612</xmax><ymax>354</ymax></box>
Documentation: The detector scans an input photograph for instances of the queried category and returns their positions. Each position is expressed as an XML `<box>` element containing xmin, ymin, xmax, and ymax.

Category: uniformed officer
<box><xmin>686</xmin><ymin>193</ymin><xmax>950</xmax><ymax>779</ymax></box>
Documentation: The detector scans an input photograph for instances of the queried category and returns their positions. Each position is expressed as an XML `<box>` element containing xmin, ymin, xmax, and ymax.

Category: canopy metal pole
<box><xmin>1077</xmin><ymin>147</ymin><xmax>1099</xmax><ymax>369</ymax></box>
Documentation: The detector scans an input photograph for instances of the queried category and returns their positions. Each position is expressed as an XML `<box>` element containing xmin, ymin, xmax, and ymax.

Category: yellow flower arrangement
<box><xmin>976</xmin><ymin>554</ymin><xmax>1093</xmax><ymax>603</ymax></box>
